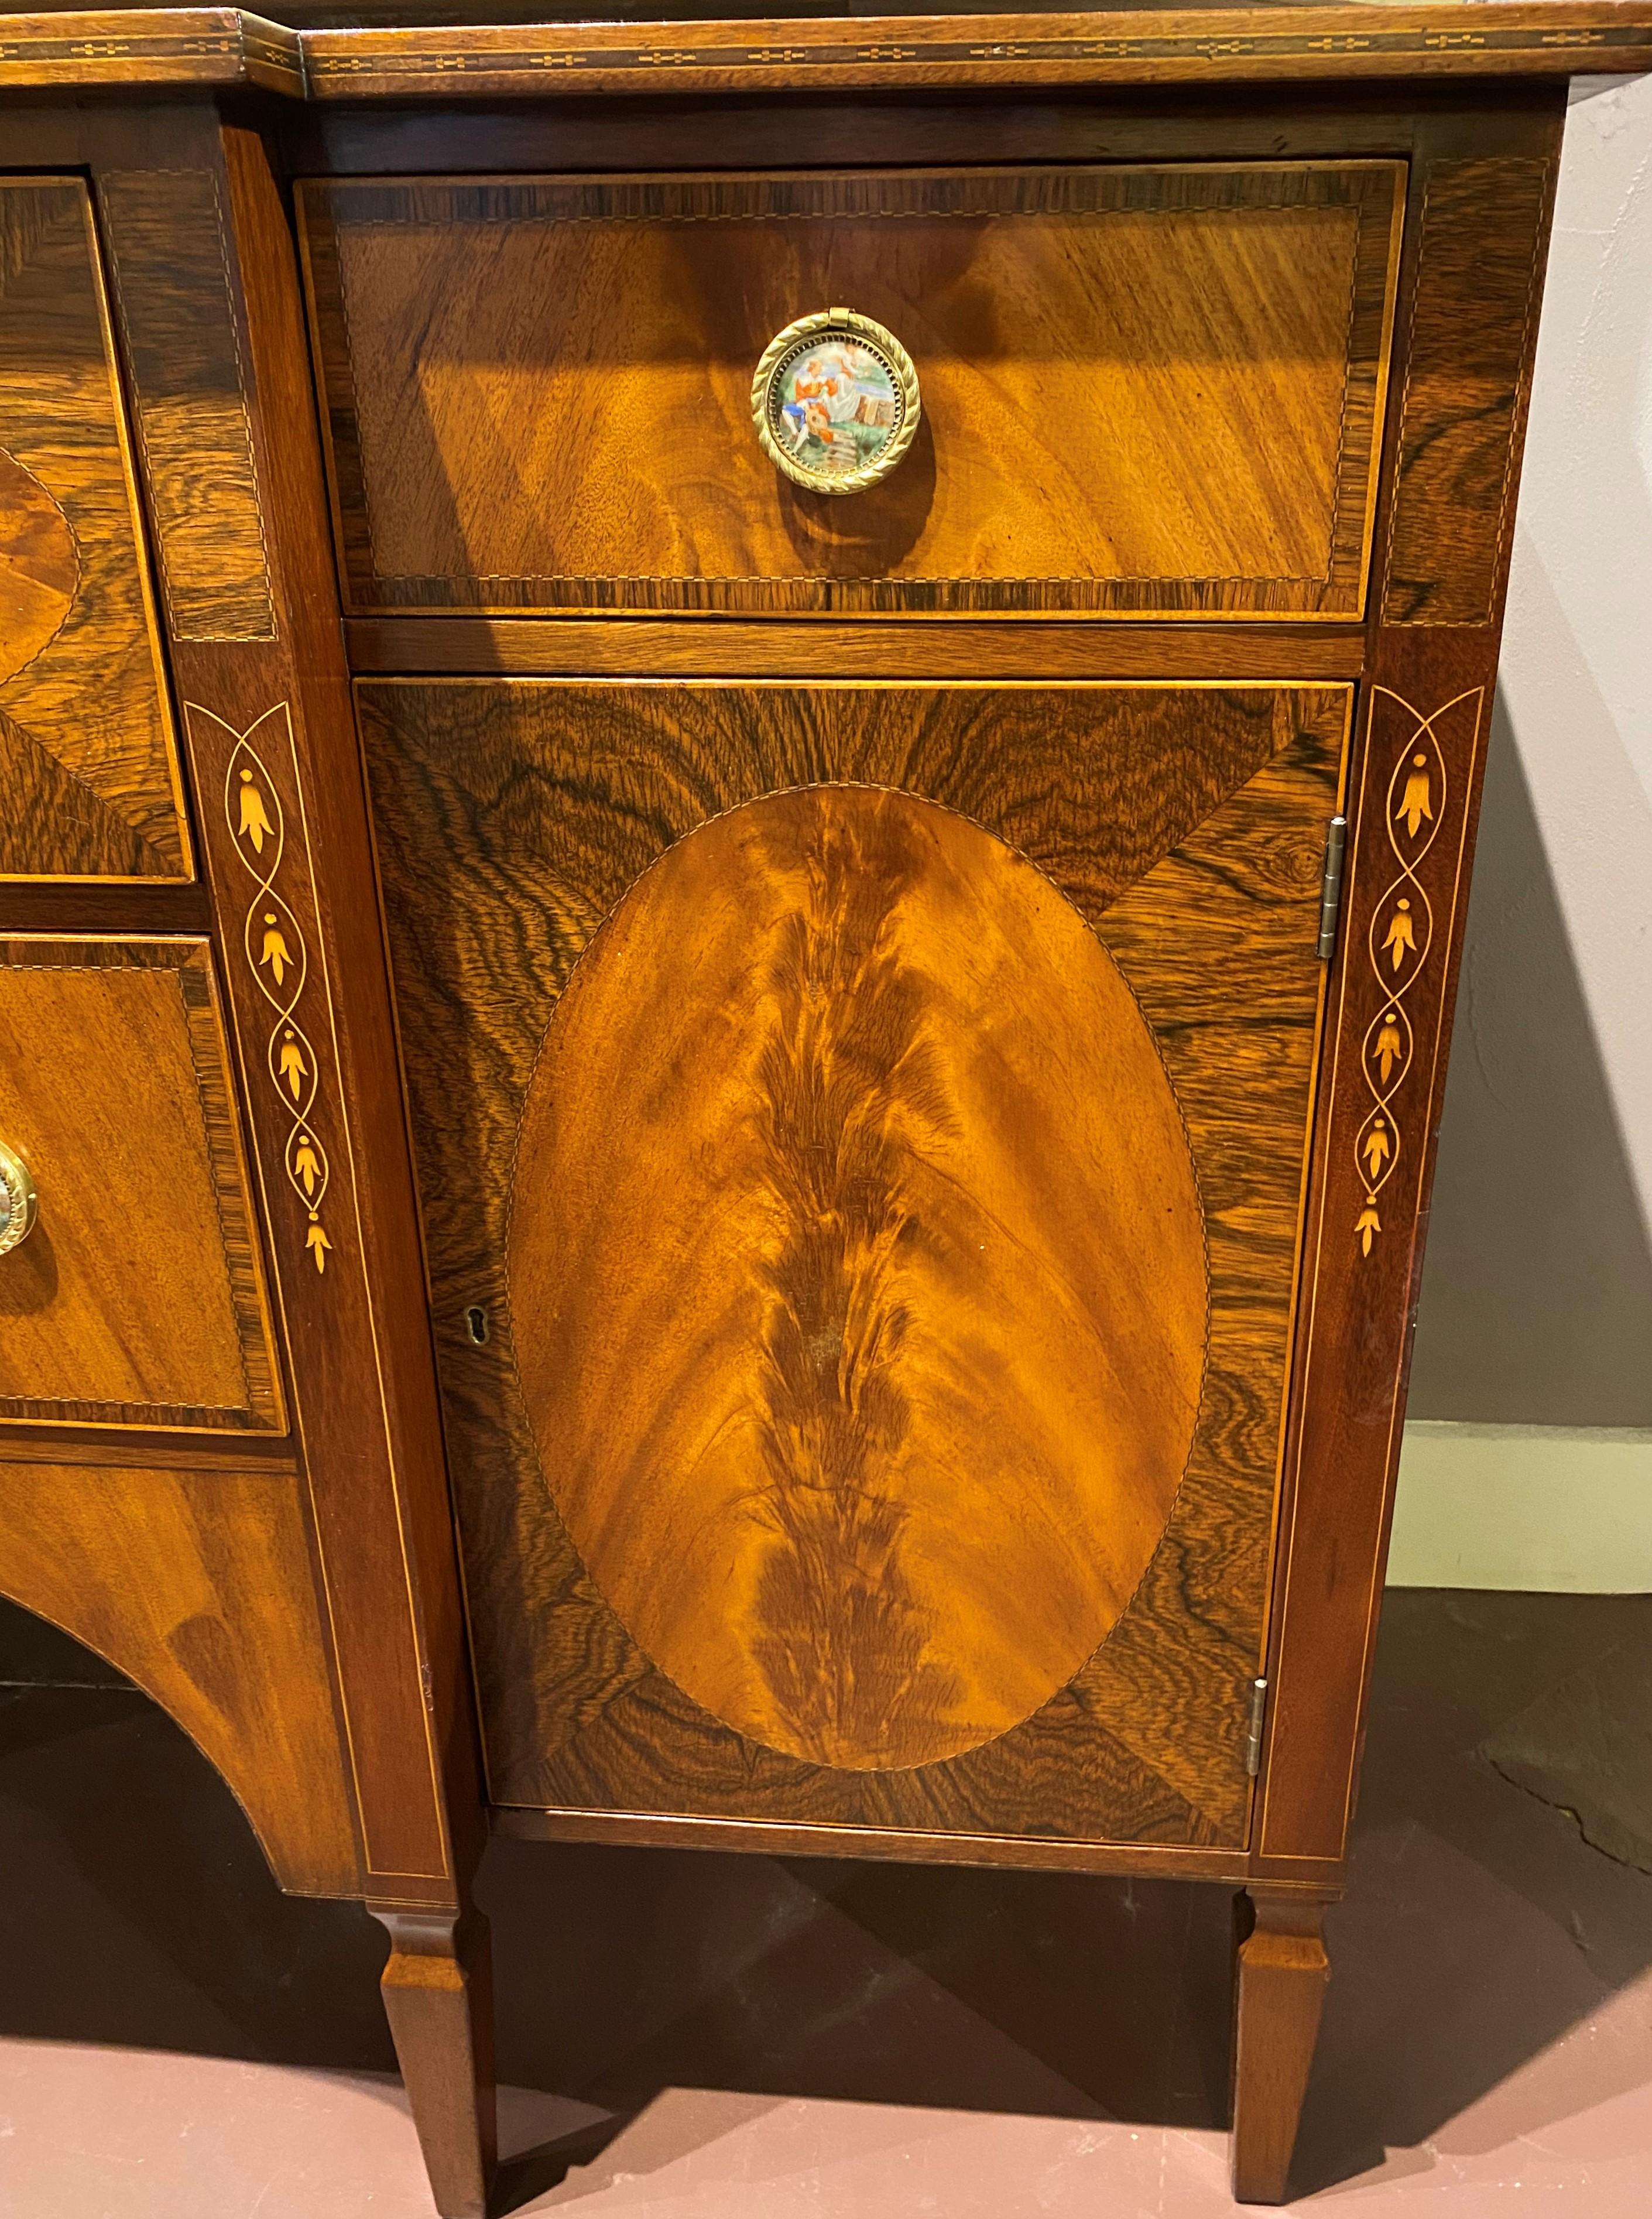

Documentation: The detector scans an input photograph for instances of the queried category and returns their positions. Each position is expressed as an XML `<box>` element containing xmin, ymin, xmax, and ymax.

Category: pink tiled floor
<box><xmin>4</xmin><ymin>1956</ymin><xmax>1651</xmax><ymax>2217</ymax></box>
<box><xmin>3</xmin><ymin>1593</ymin><xmax>1651</xmax><ymax>2215</ymax></box>
<box><xmin>4</xmin><ymin>1827</ymin><xmax>1651</xmax><ymax>2215</ymax></box>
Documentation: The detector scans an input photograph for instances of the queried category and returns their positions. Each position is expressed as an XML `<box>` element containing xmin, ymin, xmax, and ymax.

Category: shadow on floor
<box><xmin>2</xmin><ymin>1590</ymin><xmax>1650</xmax><ymax>2202</ymax></box>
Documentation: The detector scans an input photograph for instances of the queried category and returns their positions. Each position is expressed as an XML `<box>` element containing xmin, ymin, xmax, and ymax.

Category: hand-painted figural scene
<box><xmin>771</xmin><ymin>333</ymin><xmax>903</xmax><ymax>477</ymax></box>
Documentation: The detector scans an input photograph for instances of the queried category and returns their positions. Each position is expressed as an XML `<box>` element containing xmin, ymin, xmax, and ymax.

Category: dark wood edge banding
<box><xmin>491</xmin><ymin>1800</ymin><xmax>1348</xmax><ymax>1888</ymax></box>
<box><xmin>3</xmin><ymin>6</ymin><xmax>1651</xmax><ymax>97</ymax></box>
<box><xmin>283</xmin><ymin>5</ymin><xmax>1652</xmax><ymax>100</ymax></box>
<box><xmin>290</xmin><ymin>6</ymin><xmax>1652</xmax><ymax>99</ymax></box>
<box><xmin>0</xmin><ymin>884</ymin><xmax>214</xmax><ymax>936</ymax></box>
<box><xmin>342</xmin><ymin>617</ymin><xmax>1369</xmax><ymax>681</ymax></box>
<box><xmin>0</xmin><ymin>1423</ymin><xmax>300</xmax><ymax>1468</ymax></box>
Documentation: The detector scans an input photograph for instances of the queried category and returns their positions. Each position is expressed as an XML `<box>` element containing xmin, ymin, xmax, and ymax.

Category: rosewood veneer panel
<box><xmin>1382</xmin><ymin>156</ymin><xmax>1554</xmax><ymax>625</ymax></box>
<box><xmin>98</xmin><ymin>167</ymin><xmax>278</xmax><ymax>645</ymax></box>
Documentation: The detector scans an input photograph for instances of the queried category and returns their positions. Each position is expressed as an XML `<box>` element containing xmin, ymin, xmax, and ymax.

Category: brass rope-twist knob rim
<box><xmin>750</xmin><ymin>309</ymin><xmax>921</xmax><ymax>497</ymax></box>
<box><xmin>0</xmin><ymin>1139</ymin><xmax>37</xmax><ymax>1258</ymax></box>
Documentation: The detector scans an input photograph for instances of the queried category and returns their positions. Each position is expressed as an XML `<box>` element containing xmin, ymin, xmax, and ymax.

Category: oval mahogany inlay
<box><xmin>0</xmin><ymin>446</ymin><xmax>77</xmax><ymax>686</ymax></box>
<box><xmin>508</xmin><ymin>785</ymin><xmax>1207</xmax><ymax>1771</ymax></box>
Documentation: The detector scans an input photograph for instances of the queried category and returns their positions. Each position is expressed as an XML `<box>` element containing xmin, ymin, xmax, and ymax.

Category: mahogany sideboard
<box><xmin>1</xmin><ymin>5</ymin><xmax>1646</xmax><ymax>2208</ymax></box>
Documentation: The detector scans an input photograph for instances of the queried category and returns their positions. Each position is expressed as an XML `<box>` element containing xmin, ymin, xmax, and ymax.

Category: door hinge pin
<box><xmin>1317</xmin><ymin>814</ymin><xmax>1348</xmax><ymax>960</ymax></box>
<box><xmin>1245</xmin><ymin>1677</ymin><xmax>1269</xmax><ymax>1778</ymax></box>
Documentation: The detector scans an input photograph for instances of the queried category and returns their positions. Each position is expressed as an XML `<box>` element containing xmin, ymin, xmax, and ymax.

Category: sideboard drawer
<box><xmin>300</xmin><ymin>164</ymin><xmax>1404</xmax><ymax>620</ymax></box>
<box><xmin>0</xmin><ymin>938</ymin><xmax>283</xmax><ymax>1431</ymax></box>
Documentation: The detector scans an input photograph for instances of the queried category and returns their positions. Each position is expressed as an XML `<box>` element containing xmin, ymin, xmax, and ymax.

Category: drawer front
<box><xmin>361</xmin><ymin>678</ymin><xmax>1349</xmax><ymax>1849</ymax></box>
<box><xmin>303</xmin><ymin>165</ymin><xmax>1404</xmax><ymax>620</ymax></box>
<box><xmin>0</xmin><ymin>938</ymin><xmax>283</xmax><ymax>1430</ymax></box>
<box><xmin>0</xmin><ymin>179</ymin><xmax>193</xmax><ymax>879</ymax></box>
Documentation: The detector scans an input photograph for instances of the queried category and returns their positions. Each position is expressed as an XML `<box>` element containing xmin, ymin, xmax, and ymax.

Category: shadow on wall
<box><xmin>1408</xmin><ymin>679</ymin><xmax>1652</xmax><ymax>1427</ymax></box>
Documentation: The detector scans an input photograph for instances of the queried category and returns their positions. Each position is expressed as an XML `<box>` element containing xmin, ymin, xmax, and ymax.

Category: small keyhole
<box><xmin>465</xmin><ymin>1306</ymin><xmax>489</xmax><ymax>1346</ymax></box>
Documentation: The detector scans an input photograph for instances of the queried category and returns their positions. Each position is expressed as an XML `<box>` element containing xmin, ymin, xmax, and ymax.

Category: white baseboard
<box><xmin>1386</xmin><ymin>1421</ymin><xmax>1652</xmax><ymax>1591</ymax></box>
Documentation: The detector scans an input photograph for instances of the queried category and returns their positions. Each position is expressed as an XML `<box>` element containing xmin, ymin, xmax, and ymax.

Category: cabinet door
<box><xmin>361</xmin><ymin>680</ymin><xmax>1348</xmax><ymax>1851</ymax></box>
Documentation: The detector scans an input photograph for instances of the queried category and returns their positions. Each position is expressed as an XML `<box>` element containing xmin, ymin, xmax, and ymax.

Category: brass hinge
<box><xmin>1317</xmin><ymin>814</ymin><xmax>1348</xmax><ymax>960</ymax></box>
<box><xmin>1244</xmin><ymin>1677</ymin><xmax>1269</xmax><ymax>1778</ymax></box>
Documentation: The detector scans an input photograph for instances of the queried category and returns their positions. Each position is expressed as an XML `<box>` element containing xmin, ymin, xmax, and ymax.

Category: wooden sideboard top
<box><xmin>4</xmin><ymin>1</ymin><xmax>1652</xmax><ymax>98</ymax></box>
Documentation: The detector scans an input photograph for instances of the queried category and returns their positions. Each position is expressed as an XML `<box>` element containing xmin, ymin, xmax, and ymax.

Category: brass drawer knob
<box><xmin>0</xmin><ymin>1139</ymin><xmax>37</xmax><ymax>1257</ymax></box>
<box><xmin>751</xmin><ymin>309</ymin><xmax>920</xmax><ymax>495</ymax></box>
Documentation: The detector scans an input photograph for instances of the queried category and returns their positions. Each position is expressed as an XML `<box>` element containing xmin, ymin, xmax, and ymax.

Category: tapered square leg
<box><xmin>1230</xmin><ymin>1890</ymin><xmax>1331</xmax><ymax>2204</ymax></box>
<box><xmin>372</xmin><ymin>1905</ymin><xmax>498</xmax><ymax>2219</ymax></box>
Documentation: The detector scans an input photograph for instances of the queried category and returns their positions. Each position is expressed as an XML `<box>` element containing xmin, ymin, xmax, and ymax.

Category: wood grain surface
<box><xmin>301</xmin><ymin>165</ymin><xmax>1401</xmax><ymax>619</ymax></box>
<box><xmin>285</xmin><ymin>80</ymin><xmax>1543</xmax><ymax>187</ymax></box>
<box><xmin>0</xmin><ymin>876</ymin><xmax>211</xmax><ymax>939</ymax></box>
<box><xmin>0</xmin><ymin>9</ymin><xmax>304</xmax><ymax>95</ymax></box>
<box><xmin>372</xmin><ymin>1908</ymin><xmax>496</xmax><ymax>2219</ymax></box>
<box><xmin>1382</xmin><ymin>156</ymin><xmax>1554</xmax><ymax>626</ymax></box>
<box><xmin>0</xmin><ymin>1456</ymin><xmax>356</xmax><ymax>1894</ymax></box>
<box><xmin>99</xmin><ymin>168</ymin><xmax>277</xmax><ymax>644</ymax></box>
<box><xmin>1260</xmin><ymin>663</ymin><xmax>1494</xmax><ymax>1863</ymax></box>
<box><xmin>361</xmin><ymin>679</ymin><xmax>1347</xmax><ymax>1847</ymax></box>
<box><xmin>0</xmin><ymin>936</ymin><xmax>283</xmax><ymax>1430</ymax></box>
<box><xmin>0</xmin><ymin>177</ymin><xmax>191</xmax><ymax>879</ymax></box>
<box><xmin>4</xmin><ymin>8</ymin><xmax>1651</xmax><ymax>100</ymax></box>
<box><xmin>1231</xmin><ymin>1892</ymin><xmax>1332</xmax><ymax>2201</ymax></box>
<box><xmin>0</xmin><ymin>441</ymin><xmax>74</xmax><ymax>677</ymax></box>
<box><xmin>290</xmin><ymin>7</ymin><xmax>1652</xmax><ymax>100</ymax></box>
<box><xmin>342</xmin><ymin>615</ymin><xmax>1367</xmax><ymax>683</ymax></box>
<box><xmin>509</xmin><ymin>783</ymin><xmax>1207</xmax><ymax>1772</ymax></box>
<box><xmin>143</xmin><ymin>106</ymin><xmax>479</xmax><ymax>1898</ymax></box>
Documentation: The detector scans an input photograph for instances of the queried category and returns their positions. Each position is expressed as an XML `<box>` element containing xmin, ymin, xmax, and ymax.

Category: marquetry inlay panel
<box><xmin>1350</xmin><ymin>684</ymin><xmax>1483</xmax><ymax>1257</ymax></box>
<box><xmin>196</xmin><ymin>701</ymin><xmax>335</xmax><ymax>1277</ymax></box>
